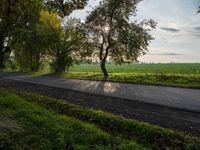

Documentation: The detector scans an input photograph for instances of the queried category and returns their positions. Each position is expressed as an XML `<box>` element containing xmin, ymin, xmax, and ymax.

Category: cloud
<box><xmin>194</xmin><ymin>26</ymin><xmax>200</xmax><ymax>30</ymax></box>
<box><xmin>150</xmin><ymin>52</ymin><xmax>183</xmax><ymax>56</ymax></box>
<box><xmin>160</xmin><ymin>27</ymin><xmax>180</xmax><ymax>33</ymax></box>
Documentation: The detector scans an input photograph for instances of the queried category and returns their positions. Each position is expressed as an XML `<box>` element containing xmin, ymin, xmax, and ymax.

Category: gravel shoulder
<box><xmin>0</xmin><ymin>78</ymin><xmax>200</xmax><ymax>136</ymax></box>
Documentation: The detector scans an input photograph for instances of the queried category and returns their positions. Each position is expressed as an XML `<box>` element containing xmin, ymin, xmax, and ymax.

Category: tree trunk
<box><xmin>35</xmin><ymin>50</ymin><xmax>40</xmax><ymax>72</ymax></box>
<box><xmin>100</xmin><ymin>59</ymin><xmax>108</xmax><ymax>79</ymax></box>
<box><xmin>0</xmin><ymin>50</ymin><xmax>4</xmax><ymax>69</ymax></box>
<box><xmin>0</xmin><ymin>35</ymin><xmax>5</xmax><ymax>69</ymax></box>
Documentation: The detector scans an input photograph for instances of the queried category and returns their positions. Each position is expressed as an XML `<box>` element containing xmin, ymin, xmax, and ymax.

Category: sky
<box><xmin>70</xmin><ymin>0</ymin><xmax>200</xmax><ymax>63</ymax></box>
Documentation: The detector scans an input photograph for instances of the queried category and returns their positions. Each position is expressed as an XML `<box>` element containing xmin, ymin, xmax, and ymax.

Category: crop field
<box><xmin>69</xmin><ymin>63</ymin><xmax>200</xmax><ymax>75</ymax></box>
<box><xmin>48</xmin><ymin>63</ymin><xmax>199</xmax><ymax>88</ymax></box>
<box><xmin>12</xmin><ymin>63</ymin><xmax>200</xmax><ymax>88</ymax></box>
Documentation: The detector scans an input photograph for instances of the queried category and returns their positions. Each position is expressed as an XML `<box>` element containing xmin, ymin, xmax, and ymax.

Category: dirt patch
<box><xmin>0</xmin><ymin>116</ymin><xmax>21</xmax><ymax>133</ymax></box>
<box><xmin>0</xmin><ymin>116</ymin><xmax>22</xmax><ymax>149</ymax></box>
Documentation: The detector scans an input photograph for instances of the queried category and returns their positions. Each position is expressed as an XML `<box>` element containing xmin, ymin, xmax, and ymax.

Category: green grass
<box><xmin>4</xmin><ymin>63</ymin><xmax>200</xmax><ymax>88</ymax></box>
<box><xmin>42</xmin><ymin>63</ymin><xmax>200</xmax><ymax>88</ymax></box>
<box><xmin>0</xmin><ymin>88</ymin><xmax>145</xmax><ymax>150</ymax></box>
<box><xmin>1</xmin><ymin>88</ymin><xmax>200</xmax><ymax>150</ymax></box>
<box><xmin>69</xmin><ymin>63</ymin><xmax>200</xmax><ymax>75</ymax></box>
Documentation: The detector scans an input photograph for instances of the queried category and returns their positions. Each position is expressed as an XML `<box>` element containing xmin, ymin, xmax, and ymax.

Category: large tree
<box><xmin>0</xmin><ymin>0</ymin><xmax>43</xmax><ymax>69</ymax></box>
<box><xmin>12</xmin><ymin>27</ymin><xmax>43</xmax><ymax>71</ymax></box>
<box><xmin>0</xmin><ymin>0</ymin><xmax>89</xmax><ymax>70</ymax></box>
<box><xmin>85</xmin><ymin>0</ymin><xmax>156</xmax><ymax>78</ymax></box>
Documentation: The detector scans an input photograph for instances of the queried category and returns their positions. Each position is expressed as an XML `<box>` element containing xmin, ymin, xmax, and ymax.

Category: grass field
<box><xmin>46</xmin><ymin>63</ymin><xmax>200</xmax><ymax>88</ymax></box>
<box><xmin>5</xmin><ymin>63</ymin><xmax>200</xmax><ymax>88</ymax></box>
<box><xmin>69</xmin><ymin>63</ymin><xmax>200</xmax><ymax>75</ymax></box>
<box><xmin>1</xmin><ymin>88</ymin><xmax>200</xmax><ymax>150</ymax></box>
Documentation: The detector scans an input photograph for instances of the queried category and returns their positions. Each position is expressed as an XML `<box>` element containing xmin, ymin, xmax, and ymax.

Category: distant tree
<box><xmin>36</xmin><ymin>11</ymin><xmax>89</xmax><ymax>73</ymax></box>
<box><xmin>37</xmin><ymin>1</ymin><xmax>90</xmax><ymax>73</ymax></box>
<box><xmin>49</xmin><ymin>20</ymin><xmax>90</xmax><ymax>73</ymax></box>
<box><xmin>85</xmin><ymin>0</ymin><xmax>156</xmax><ymax>78</ymax></box>
<box><xmin>198</xmin><ymin>6</ymin><xmax>200</xmax><ymax>13</ymax></box>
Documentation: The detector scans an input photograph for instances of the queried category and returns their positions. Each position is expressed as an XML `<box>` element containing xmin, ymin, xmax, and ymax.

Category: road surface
<box><xmin>1</xmin><ymin>72</ymin><xmax>200</xmax><ymax>112</ymax></box>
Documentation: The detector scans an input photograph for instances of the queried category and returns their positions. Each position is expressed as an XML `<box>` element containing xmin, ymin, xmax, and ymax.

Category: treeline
<box><xmin>1</xmin><ymin>0</ymin><xmax>90</xmax><ymax>73</ymax></box>
<box><xmin>0</xmin><ymin>0</ymin><xmax>156</xmax><ymax>78</ymax></box>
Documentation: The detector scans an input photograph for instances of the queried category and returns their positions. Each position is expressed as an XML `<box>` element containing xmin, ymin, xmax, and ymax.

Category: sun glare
<box><xmin>104</xmin><ymin>26</ymin><xmax>110</xmax><ymax>33</ymax></box>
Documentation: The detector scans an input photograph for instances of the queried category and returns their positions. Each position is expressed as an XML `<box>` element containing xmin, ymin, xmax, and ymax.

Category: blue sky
<box><xmin>70</xmin><ymin>0</ymin><xmax>200</xmax><ymax>63</ymax></box>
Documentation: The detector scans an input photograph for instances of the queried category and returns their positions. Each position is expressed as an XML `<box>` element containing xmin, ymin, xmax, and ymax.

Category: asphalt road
<box><xmin>1</xmin><ymin>72</ymin><xmax>200</xmax><ymax>112</ymax></box>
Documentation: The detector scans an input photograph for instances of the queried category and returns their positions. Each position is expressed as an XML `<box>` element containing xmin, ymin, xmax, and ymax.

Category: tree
<box><xmin>37</xmin><ymin>11</ymin><xmax>89</xmax><ymax>73</ymax></box>
<box><xmin>48</xmin><ymin>19</ymin><xmax>90</xmax><ymax>73</ymax></box>
<box><xmin>45</xmin><ymin>0</ymin><xmax>88</xmax><ymax>17</ymax></box>
<box><xmin>38</xmin><ymin>1</ymin><xmax>90</xmax><ymax>73</ymax></box>
<box><xmin>12</xmin><ymin>18</ymin><xmax>47</xmax><ymax>71</ymax></box>
<box><xmin>85</xmin><ymin>0</ymin><xmax>156</xmax><ymax>78</ymax></box>
<box><xmin>198</xmin><ymin>6</ymin><xmax>200</xmax><ymax>13</ymax></box>
<box><xmin>0</xmin><ymin>0</ymin><xmax>43</xmax><ymax>69</ymax></box>
<box><xmin>0</xmin><ymin>0</ymin><xmax>88</xmax><ymax>70</ymax></box>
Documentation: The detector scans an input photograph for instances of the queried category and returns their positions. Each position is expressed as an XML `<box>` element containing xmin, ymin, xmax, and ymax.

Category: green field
<box><xmin>1</xmin><ymin>88</ymin><xmax>200</xmax><ymax>150</ymax></box>
<box><xmin>45</xmin><ymin>63</ymin><xmax>200</xmax><ymax>88</ymax></box>
<box><xmin>69</xmin><ymin>63</ymin><xmax>200</xmax><ymax>75</ymax></box>
<box><xmin>6</xmin><ymin>63</ymin><xmax>200</xmax><ymax>88</ymax></box>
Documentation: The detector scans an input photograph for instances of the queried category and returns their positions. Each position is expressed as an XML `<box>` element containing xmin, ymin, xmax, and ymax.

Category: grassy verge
<box><xmin>44</xmin><ymin>72</ymin><xmax>200</xmax><ymax>89</ymax></box>
<box><xmin>67</xmin><ymin>63</ymin><xmax>200</xmax><ymax>89</ymax></box>
<box><xmin>1</xmin><ymin>88</ymin><xmax>200</xmax><ymax>150</ymax></box>
<box><xmin>0</xmin><ymin>88</ymin><xmax>145</xmax><ymax>150</ymax></box>
<box><xmin>2</xmin><ymin>63</ymin><xmax>200</xmax><ymax>88</ymax></box>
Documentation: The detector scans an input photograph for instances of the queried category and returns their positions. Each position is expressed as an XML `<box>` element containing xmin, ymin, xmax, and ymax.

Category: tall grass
<box><xmin>1</xmin><ymin>88</ymin><xmax>200</xmax><ymax>150</ymax></box>
<box><xmin>0</xmin><ymin>89</ymin><xmax>145</xmax><ymax>150</ymax></box>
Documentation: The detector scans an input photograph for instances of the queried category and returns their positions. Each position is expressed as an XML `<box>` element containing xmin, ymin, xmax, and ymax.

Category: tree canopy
<box><xmin>38</xmin><ymin>12</ymin><xmax>90</xmax><ymax>73</ymax></box>
<box><xmin>0</xmin><ymin>0</ymin><xmax>43</xmax><ymax>69</ymax></box>
<box><xmin>11</xmin><ymin>10</ymin><xmax>61</xmax><ymax>71</ymax></box>
<box><xmin>45</xmin><ymin>0</ymin><xmax>88</xmax><ymax>17</ymax></box>
<box><xmin>1</xmin><ymin>0</ymin><xmax>155</xmax><ymax>76</ymax></box>
<box><xmin>85</xmin><ymin>0</ymin><xmax>156</xmax><ymax>78</ymax></box>
<box><xmin>0</xmin><ymin>0</ymin><xmax>89</xmax><ymax>69</ymax></box>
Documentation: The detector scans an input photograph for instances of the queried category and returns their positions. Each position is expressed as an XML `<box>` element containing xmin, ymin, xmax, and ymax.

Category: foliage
<box><xmin>36</xmin><ymin>10</ymin><xmax>63</xmax><ymax>43</ymax></box>
<box><xmin>50</xmin><ymin>19</ymin><xmax>90</xmax><ymax>73</ymax></box>
<box><xmin>11</xmin><ymin>10</ymin><xmax>90</xmax><ymax>73</ymax></box>
<box><xmin>0</xmin><ymin>0</ymin><xmax>89</xmax><ymax>71</ymax></box>
<box><xmin>85</xmin><ymin>0</ymin><xmax>156</xmax><ymax>78</ymax></box>
<box><xmin>42</xmin><ymin>63</ymin><xmax>200</xmax><ymax>89</ymax></box>
<box><xmin>12</xmin><ymin>28</ymin><xmax>42</xmax><ymax>71</ymax></box>
<box><xmin>11</xmin><ymin>10</ymin><xmax>56</xmax><ymax>72</ymax></box>
<box><xmin>37</xmin><ymin>11</ymin><xmax>90</xmax><ymax>73</ymax></box>
<box><xmin>0</xmin><ymin>0</ymin><xmax>43</xmax><ymax>69</ymax></box>
<box><xmin>45</xmin><ymin>0</ymin><xmax>88</xmax><ymax>17</ymax></box>
<box><xmin>1</xmin><ymin>0</ymin><xmax>156</xmax><ymax>75</ymax></box>
<box><xmin>2</xmin><ymin>88</ymin><xmax>200</xmax><ymax>150</ymax></box>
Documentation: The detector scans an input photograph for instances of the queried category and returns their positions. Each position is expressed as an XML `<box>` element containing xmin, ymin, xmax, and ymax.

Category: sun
<box><xmin>102</xmin><ymin>24</ymin><xmax>110</xmax><ymax>34</ymax></box>
<box><xmin>104</xmin><ymin>26</ymin><xmax>110</xmax><ymax>33</ymax></box>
